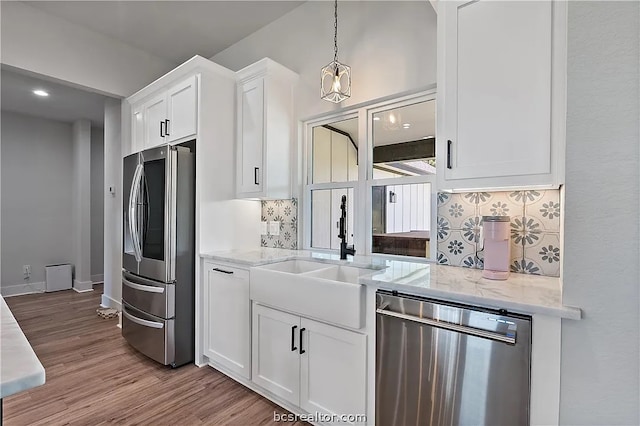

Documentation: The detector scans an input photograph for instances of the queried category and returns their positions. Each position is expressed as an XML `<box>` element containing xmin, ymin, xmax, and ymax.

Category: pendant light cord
<box><xmin>333</xmin><ymin>0</ymin><xmax>339</xmax><ymax>64</ymax></box>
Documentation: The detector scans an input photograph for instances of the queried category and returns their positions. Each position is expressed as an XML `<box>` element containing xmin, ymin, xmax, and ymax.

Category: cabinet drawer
<box><xmin>122</xmin><ymin>272</ymin><xmax>175</xmax><ymax>319</ymax></box>
<box><xmin>122</xmin><ymin>303</ymin><xmax>174</xmax><ymax>365</ymax></box>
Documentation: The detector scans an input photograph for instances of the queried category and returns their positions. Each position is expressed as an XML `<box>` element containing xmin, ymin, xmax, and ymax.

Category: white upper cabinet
<box><xmin>127</xmin><ymin>74</ymin><xmax>198</xmax><ymax>153</ymax></box>
<box><xmin>131</xmin><ymin>103</ymin><xmax>145</xmax><ymax>154</ymax></box>
<box><xmin>167</xmin><ymin>75</ymin><xmax>198</xmax><ymax>143</ymax></box>
<box><xmin>144</xmin><ymin>92</ymin><xmax>168</xmax><ymax>149</ymax></box>
<box><xmin>437</xmin><ymin>0</ymin><xmax>566</xmax><ymax>190</ymax></box>
<box><xmin>236</xmin><ymin>58</ymin><xmax>298</xmax><ymax>199</ymax></box>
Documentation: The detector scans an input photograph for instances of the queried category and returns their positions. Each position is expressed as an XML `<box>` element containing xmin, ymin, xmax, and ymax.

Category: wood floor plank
<box><xmin>3</xmin><ymin>286</ymin><xmax>306</xmax><ymax>426</ymax></box>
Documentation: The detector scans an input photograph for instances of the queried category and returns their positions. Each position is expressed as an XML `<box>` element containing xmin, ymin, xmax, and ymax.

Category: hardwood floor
<box><xmin>3</xmin><ymin>286</ymin><xmax>304</xmax><ymax>425</ymax></box>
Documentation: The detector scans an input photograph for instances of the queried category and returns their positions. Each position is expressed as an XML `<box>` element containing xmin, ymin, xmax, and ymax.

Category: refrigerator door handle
<box><xmin>123</xmin><ymin>309</ymin><xmax>164</xmax><ymax>329</ymax></box>
<box><xmin>129</xmin><ymin>164</ymin><xmax>144</xmax><ymax>262</ymax></box>
<box><xmin>122</xmin><ymin>278</ymin><xmax>165</xmax><ymax>294</ymax></box>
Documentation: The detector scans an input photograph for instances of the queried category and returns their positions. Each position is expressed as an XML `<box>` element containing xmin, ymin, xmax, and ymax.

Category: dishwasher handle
<box><xmin>376</xmin><ymin>308</ymin><xmax>516</xmax><ymax>345</ymax></box>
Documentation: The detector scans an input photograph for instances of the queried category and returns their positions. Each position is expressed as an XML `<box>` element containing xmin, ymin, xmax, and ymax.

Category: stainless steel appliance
<box><xmin>122</xmin><ymin>144</ymin><xmax>194</xmax><ymax>367</ymax></box>
<box><xmin>376</xmin><ymin>291</ymin><xmax>532</xmax><ymax>425</ymax></box>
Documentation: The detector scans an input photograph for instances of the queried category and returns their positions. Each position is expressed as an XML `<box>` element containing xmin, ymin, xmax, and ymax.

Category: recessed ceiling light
<box><xmin>373</xmin><ymin>117</ymin><xmax>381</xmax><ymax>121</ymax></box>
<box><xmin>33</xmin><ymin>89</ymin><xmax>49</xmax><ymax>97</ymax></box>
<box><xmin>403</xmin><ymin>123</ymin><xmax>411</xmax><ymax>128</ymax></box>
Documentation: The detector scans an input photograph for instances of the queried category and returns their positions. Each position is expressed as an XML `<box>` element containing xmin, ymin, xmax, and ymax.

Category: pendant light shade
<box><xmin>321</xmin><ymin>0</ymin><xmax>350</xmax><ymax>103</ymax></box>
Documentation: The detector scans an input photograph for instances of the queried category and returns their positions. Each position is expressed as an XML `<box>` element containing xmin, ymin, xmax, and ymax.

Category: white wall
<box><xmin>91</xmin><ymin>126</ymin><xmax>104</xmax><ymax>281</ymax></box>
<box><xmin>0</xmin><ymin>2</ymin><xmax>176</xmax><ymax>97</ymax></box>
<box><xmin>71</xmin><ymin>120</ymin><xmax>92</xmax><ymax>291</ymax></box>
<box><xmin>561</xmin><ymin>2</ymin><xmax>639</xmax><ymax>423</ymax></box>
<box><xmin>101</xmin><ymin>98</ymin><xmax>122</xmax><ymax>310</ymax></box>
<box><xmin>212</xmin><ymin>1</ymin><xmax>437</xmax><ymax>120</ymax></box>
<box><xmin>0</xmin><ymin>111</ymin><xmax>74</xmax><ymax>294</ymax></box>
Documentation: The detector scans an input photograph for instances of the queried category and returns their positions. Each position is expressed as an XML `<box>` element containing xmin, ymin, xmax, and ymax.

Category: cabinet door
<box><xmin>441</xmin><ymin>0</ymin><xmax>552</xmax><ymax>182</ymax></box>
<box><xmin>167</xmin><ymin>75</ymin><xmax>198</xmax><ymax>142</ymax></box>
<box><xmin>204</xmin><ymin>264</ymin><xmax>250</xmax><ymax>379</ymax></box>
<box><xmin>144</xmin><ymin>93</ymin><xmax>168</xmax><ymax>149</ymax></box>
<box><xmin>300</xmin><ymin>318</ymin><xmax>367</xmax><ymax>424</ymax></box>
<box><xmin>238</xmin><ymin>78</ymin><xmax>265</xmax><ymax>195</ymax></box>
<box><xmin>252</xmin><ymin>304</ymin><xmax>300</xmax><ymax>406</ymax></box>
<box><xmin>131</xmin><ymin>103</ymin><xmax>145</xmax><ymax>154</ymax></box>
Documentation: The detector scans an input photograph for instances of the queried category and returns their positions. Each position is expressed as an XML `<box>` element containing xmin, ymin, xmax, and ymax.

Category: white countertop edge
<box><xmin>1</xmin><ymin>368</ymin><xmax>46</xmax><ymax>399</ymax></box>
<box><xmin>361</xmin><ymin>278</ymin><xmax>582</xmax><ymax>320</ymax></box>
<box><xmin>1</xmin><ymin>297</ymin><xmax>46</xmax><ymax>399</ymax></box>
<box><xmin>200</xmin><ymin>250</ymin><xmax>581</xmax><ymax>320</ymax></box>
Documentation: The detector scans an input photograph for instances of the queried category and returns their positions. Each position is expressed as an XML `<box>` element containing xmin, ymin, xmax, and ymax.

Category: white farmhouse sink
<box><xmin>250</xmin><ymin>260</ymin><xmax>376</xmax><ymax>329</ymax></box>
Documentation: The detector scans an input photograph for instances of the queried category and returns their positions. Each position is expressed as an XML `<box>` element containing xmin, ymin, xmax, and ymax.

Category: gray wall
<box><xmin>1</xmin><ymin>111</ymin><xmax>74</xmax><ymax>290</ymax></box>
<box><xmin>561</xmin><ymin>2</ymin><xmax>639</xmax><ymax>424</ymax></box>
<box><xmin>91</xmin><ymin>126</ymin><xmax>104</xmax><ymax>279</ymax></box>
<box><xmin>212</xmin><ymin>1</ymin><xmax>436</xmax><ymax>120</ymax></box>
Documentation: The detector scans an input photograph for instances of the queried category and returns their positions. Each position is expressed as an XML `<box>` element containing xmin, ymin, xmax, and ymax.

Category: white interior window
<box><xmin>303</xmin><ymin>91</ymin><xmax>437</xmax><ymax>260</ymax></box>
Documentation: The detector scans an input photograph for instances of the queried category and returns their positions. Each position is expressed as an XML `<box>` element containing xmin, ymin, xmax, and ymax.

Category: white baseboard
<box><xmin>73</xmin><ymin>279</ymin><xmax>94</xmax><ymax>293</ymax></box>
<box><xmin>100</xmin><ymin>294</ymin><xmax>122</xmax><ymax>311</ymax></box>
<box><xmin>1</xmin><ymin>281</ymin><xmax>46</xmax><ymax>297</ymax></box>
<box><xmin>91</xmin><ymin>274</ymin><xmax>104</xmax><ymax>284</ymax></box>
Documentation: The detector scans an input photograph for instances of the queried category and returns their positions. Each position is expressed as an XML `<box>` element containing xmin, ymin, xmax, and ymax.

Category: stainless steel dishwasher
<box><xmin>376</xmin><ymin>290</ymin><xmax>532</xmax><ymax>426</ymax></box>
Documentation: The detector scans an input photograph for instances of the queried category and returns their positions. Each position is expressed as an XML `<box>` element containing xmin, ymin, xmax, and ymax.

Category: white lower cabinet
<box><xmin>204</xmin><ymin>263</ymin><xmax>250</xmax><ymax>379</ymax></box>
<box><xmin>299</xmin><ymin>318</ymin><xmax>367</xmax><ymax>423</ymax></box>
<box><xmin>252</xmin><ymin>304</ymin><xmax>301</xmax><ymax>405</ymax></box>
<box><xmin>252</xmin><ymin>303</ymin><xmax>367</xmax><ymax>424</ymax></box>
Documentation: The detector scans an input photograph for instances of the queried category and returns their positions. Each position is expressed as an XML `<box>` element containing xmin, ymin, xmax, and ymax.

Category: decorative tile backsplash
<box><xmin>437</xmin><ymin>190</ymin><xmax>561</xmax><ymax>277</ymax></box>
<box><xmin>261</xmin><ymin>198</ymin><xmax>298</xmax><ymax>249</ymax></box>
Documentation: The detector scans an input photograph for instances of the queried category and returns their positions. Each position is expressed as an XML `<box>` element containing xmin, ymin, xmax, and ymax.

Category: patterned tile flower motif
<box><xmin>449</xmin><ymin>203</ymin><xmax>464</xmax><ymax>218</ymax></box>
<box><xmin>291</xmin><ymin>198</ymin><xmax>298</xmax><ymax>207</ymax></box>
<box><xmin>510</xmin><ymin>190</ymin><xmax>541</xmax><ymax>203</ymax></box>
<box><xmin>462</xmin><ymin>216</ymin><xmax>481</xmax><ymax>243</ymax></box>
<box><xmin>511</xmin><ymin>217</ymin><xmax>541</xmax><ymax>245</ymax></box>
<box><xmin>261</xmin><ymin>238</ymin><xmax>267</xmax><ymax>246</ymax></box>
<box><xmin>539</xmin><ymin>201</ymin><xmax>560</xmax><ymax>220</ymax></box>
<box><xmin>490</xmin><ymin>202</ymin><xmax>510</xmax><ymax>216</ymax></box>
<box><xmin>291</xmin><ymin>216</ymin><xmax>298</xmax><ymax>231</ymax></box>
<box><xmin>463</xmin><ymin>256</ymin><xmax>475</xmax><ymax>268</ymax></box>
<box><xmin>464</xmin><ymin>192</ymin><xmax>491</xmax><ymax>204</ymax></box>
<box><xmin>511</xmin><ymin>259</ymin><xmax>540</xmax><ymax>274</ymax></box>
<box><xmin>283</xmin><ymin>231</ymin><xmax>291</xmax><ymax>242</ymax></box>
<box><xmin>283</xmin><ymin>205</ymin><xmax>292</xmax><ymax>217</ymax></box>
<box><xmin>539</xmin><ymin>245</ymin><xmax>560</xmax><ymax>263</ymax></box>
<box><xmin>437</xmin><ymin>192</ymin><xmax>450</xmax><ymax>206</ymax></box>
<box><xmin>436</xmin><ymin>252</ymin><xmax>449</xmax><ymax>265</ymax></box>
<box><xmin>273</xmin><ymin>199</ymin><xmax>284</xmax><ymax>207</ymax></box>
<box><xmin>448</xmin><ymin>240</ymin><xmax>464</xmax><ymax>255</ymax></box>
<box><xmin>274</xmin><ymin>240</ymin><xmax>285</xmax><ymax>248</ymax></box>
<box><xmin>437</xmin><ymin>217</ymin><xmax>450</xmax><ymax>241</ymax></box>
<box><xmin>266</xmin><ymin>206</ymin><xmax>275</xmax><ymax>217</ymax></box>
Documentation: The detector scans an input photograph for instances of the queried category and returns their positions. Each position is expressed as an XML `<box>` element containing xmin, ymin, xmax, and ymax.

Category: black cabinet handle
<box><xmin>160</xmin><ymin>121</ymin><xmax>165</xmax><ymax>138</ymax></box>
<box><xmin>254</xmin><ymin>167</ymin><xmax>260</xmax><ymax>185</ymax></box>
<box><xmin>291</xmin><ymin>325</ymin><xmax>298</xmax><ymax>352</ymax></box>
<box><xmin>165</xmin><ymin>119</ymin><xmax>170</xmax><ymax>136</ymax></box>
<box><xmin>447</xmin><ymin>140</ymin><xmax>453</xmax><ymax>169</ymax></box>
<box><xmin>299</xmin><ymin>327</ymin><xmax>306</xmax><ymax>354</ymax></box>
<box><xmin>212</xmin><ymin>267</ymin><xmax>233</xmax><ymax>275</ymax></box>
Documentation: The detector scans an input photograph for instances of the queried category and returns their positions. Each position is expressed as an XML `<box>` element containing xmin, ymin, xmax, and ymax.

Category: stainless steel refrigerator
<box><xmin>122</xmin><ymin>144</ymin><xmax>194</xmax><ymax>367</ymax></box>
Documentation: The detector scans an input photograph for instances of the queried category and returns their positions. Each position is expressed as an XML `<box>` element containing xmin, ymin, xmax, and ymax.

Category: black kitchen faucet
<box><xmin>338</xmin><ymin>195</ymin><xmax>356</xmax><ymax>260</ymax></box>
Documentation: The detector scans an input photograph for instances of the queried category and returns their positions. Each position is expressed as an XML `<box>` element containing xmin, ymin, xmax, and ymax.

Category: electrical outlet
<box><xmin>23</xmin><ymin>265</ymin><xmax>31</xmax><ymax>278</ymax></box>
<box><xmin>269</xmin><ymin>221</ymin><xmax>280</xmax><ymax>236</ymax></box>
<box><xmin>261</xmin><ymin>221</ymin><xmax>268</xmax><ymax>235</ymax></box>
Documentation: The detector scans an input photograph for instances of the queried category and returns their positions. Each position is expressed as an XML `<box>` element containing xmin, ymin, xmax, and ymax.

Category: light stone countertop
<box><xmin>201</xmin><ymin>248</ymin><xmax>581</xmax><ymax>319</ymax></box>
<box><xmin>0</xmin><ymin>296</ymin><xmax>46</xmax><ymax>398</ymax></box>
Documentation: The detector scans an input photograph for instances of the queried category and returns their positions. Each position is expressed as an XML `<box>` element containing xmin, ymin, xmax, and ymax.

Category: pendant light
<box><xmin>321</xmin><ymin>0</ymin><xmax>350</xmax><ymax>103</ymax></box>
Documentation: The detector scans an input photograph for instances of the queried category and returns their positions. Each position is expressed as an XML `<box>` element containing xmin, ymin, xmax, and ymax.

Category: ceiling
<box><xmin>26</xmin><ymin>1</ymin><xmax>305</xmax><ymax>64</ymax></box>
<box><xmin>1</xmin><ymin>67</ymin><xmax>110</xmax><ymax>126</ymax></box>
